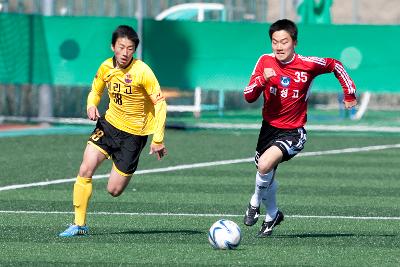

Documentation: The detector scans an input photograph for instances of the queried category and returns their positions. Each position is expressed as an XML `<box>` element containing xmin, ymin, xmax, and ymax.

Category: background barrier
<box><xmin>0</xmin><ymin>13</ymin><xmax>399</xmax><ymax>93</ymax></box>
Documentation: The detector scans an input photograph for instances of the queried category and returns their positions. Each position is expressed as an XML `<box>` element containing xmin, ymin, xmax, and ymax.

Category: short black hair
<box><xmin>111</xmin><ymin>25</ymin><xmax>140</xmax><ymax>49</ymax></box>
<box><xmin>269</xmin><ymin>19</ymin><xmax>298</xmax><ymax>42</ymax></box>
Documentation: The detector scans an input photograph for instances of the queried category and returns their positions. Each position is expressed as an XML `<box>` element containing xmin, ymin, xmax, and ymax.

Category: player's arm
<box><xmin>149</xmin><ymin>91</ymin><xmax>167</xmax><ymax>144</ymax></box>
<box><xmin>142</xmin><ymin>65</ymin><xmax>167</xmax><ymax>160</ymax></box>
<box><xmin>315</xmin><ymin>57</ymin><xmax>357</xmax><ymax>109</ymax></box>
<box><xmin>148</xmin><ymin>91</ymin><xmax>167</xmax><ymax>160</ymax></box>
<box><xmin>244</xmin><ymin>56</ymin><xmax>275</xmax><ymax>103</ymax></box>
<box><xmin>87</xmin><ymin>66</ymin><xmax>107</xmax><ymax>120</ymax></box>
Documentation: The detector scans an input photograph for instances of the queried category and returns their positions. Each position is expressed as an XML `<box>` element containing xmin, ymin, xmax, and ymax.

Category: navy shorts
<box><xmin>88</xmin><ymin>117</ymin><xmax>148</xmax><ymax>176</ymax></box>
<box><xmin>255</xmin><ymin>120</ymin><xmax>307</xmax><ymax>166</ymax></box>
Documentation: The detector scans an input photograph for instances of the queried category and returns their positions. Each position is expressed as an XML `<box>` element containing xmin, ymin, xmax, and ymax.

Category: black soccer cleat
<box><xmin>243</xmin><ymin>203</ymin><xmax>260</xmax><ymax>226</ymax></box>
<box><xmin>257</xmin><ymin>210</ymin><xmax>284</xmax><ymax>238</ymax></box>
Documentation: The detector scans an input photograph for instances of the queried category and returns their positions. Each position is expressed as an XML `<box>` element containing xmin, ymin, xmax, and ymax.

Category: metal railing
<box><xmin>1</xmin><ymin>0</ymin><xmax>399</xmax><ymax>24</ymax></box>
<box><xmin>0</xmin><ymin>0</ymin><xmax>268</xmax><ymax>21</ymax></box>
<box><xmin>2</xmin><ymin>0</ymin><xmax>399</xmax><ymax>24</ymax></box>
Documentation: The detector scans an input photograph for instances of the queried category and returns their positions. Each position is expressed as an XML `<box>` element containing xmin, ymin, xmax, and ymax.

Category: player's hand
<box><xmin>263</xmin><ymin>68</ymin><xmax>276</xmax><ymax>81</ymax></box>
<box><xmin>87</xmin><ymin>106</ymin><xmax>100</xmax><ymax>121</ymax></box>
<box><xmin>344</xmin><ymin>100</ymin><xmax>357</xmax><ymax>109</ymax></box>
<box><xmin>149</xmin><ymin>143</ymin><xmax>167</xmax><ymax>160</ymax></box>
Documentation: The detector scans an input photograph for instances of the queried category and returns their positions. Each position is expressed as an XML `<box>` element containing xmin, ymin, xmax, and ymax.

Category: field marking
<box><xmin>0</xmin><ymin>210</ymin><xmax>399</xmax><ymax>221</ymax></box>
<box><xmin>0</xmin><ymin>143</ymin><xmax>400</xmax><ymax>192</ymax></box>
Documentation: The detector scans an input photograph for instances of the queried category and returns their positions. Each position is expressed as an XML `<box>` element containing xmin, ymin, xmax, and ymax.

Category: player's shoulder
<box><xmin>133</xmin><ymin>59</ymin><xmax>149</xmax><ymax>68</ymax></box>
<box><xmin>297</xmin><ymin>54</ymin><xmax>327</xmax><ymax>66</ymax></box>
<box><xmin>259</xmin><ymin>53</ymin><xmax>275</xmax><ymax>61</ymax></box>
<box><xmin>254</xmin><ymin>53</ymin><xmax>275</xmax><ymax>66</ymax></box>
<box><xmin>98</xmin><ymin>58</ymin><xmax>114</xmax><ymax>70</ymax></box>
<box><xmin>93</xmin><ymin>58</ymin><xmax>113</xmax><ymax>79</ymax></box>
<box><xmin>132</xmin><ymin>59</ymin><xmax>155</xmax><ymax>74</ymax></box>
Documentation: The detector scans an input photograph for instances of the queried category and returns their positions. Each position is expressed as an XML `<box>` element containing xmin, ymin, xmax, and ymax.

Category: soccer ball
<box><xmin>208</xmin><ymin>219</ymin><xmax>241</xmax><ymax>250</ymax></box>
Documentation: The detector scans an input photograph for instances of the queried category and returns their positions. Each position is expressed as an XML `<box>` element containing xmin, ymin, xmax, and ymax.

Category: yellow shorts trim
<box><xmin>113</xmin><ymin>163</ymin><xmax>132</xmax><ymax>177</ymax></box>
<box><xmin>88</xmin><ymin>141</ymin><xmax>111</xmax><ymax>159</ymax></box>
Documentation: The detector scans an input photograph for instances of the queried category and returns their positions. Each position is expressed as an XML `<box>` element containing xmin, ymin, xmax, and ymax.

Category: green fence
<box><xmin>0</xmin><ymin>13</ymin><xmax>399</xmax><ymax>93</ymax></box>
<box><xmin>0</xmin><ymin>14</ymin><xmax>136</xmax><ymax>85</ymax></box>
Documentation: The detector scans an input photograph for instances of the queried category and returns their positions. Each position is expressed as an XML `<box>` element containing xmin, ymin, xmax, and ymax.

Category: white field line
<box><xmin>1</xmin><ymin>143</ymin><xmax>400</xmax><ymax>192</ymax></box>
<box><xmin>0</xmin><ymin>210</ymin><xmax>399</xmax><ymax>221</ymax></box>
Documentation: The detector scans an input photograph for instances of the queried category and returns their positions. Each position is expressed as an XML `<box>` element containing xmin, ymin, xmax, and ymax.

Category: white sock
<box><xmin>250</xmin><ymin>171</ymin><xmax>274</xmax><ymax>207</ymax></box>
<box><xmin>262</xmin><ymin>179</ymin><xmax>278</xmax><ymax>222</ymax></box>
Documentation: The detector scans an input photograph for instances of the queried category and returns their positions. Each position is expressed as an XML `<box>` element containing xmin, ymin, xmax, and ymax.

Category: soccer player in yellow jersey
<box><xmin>59</xmin><ymin>25</ymin><xmax>167</xmax><ymax>237</ymax></box>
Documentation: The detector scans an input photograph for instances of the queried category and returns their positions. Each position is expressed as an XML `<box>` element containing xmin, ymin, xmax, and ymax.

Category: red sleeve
<box><xmin>244</xmin><ymin>56</ymin><xmax>267</xmax><ymax>103</ymax></box>
<box><xmin>314</xmin><ymin>57</ymin><xmax>357</xmax><ymax>102</ymax></box>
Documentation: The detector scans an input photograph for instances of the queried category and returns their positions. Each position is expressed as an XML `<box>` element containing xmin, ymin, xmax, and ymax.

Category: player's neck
<box><xmin>279</xmin><ymin>53</ymin><xmax>296</xmax><ymax>64</ymax></box>
<box><xmin>114</xmin><ymin>57</ymin><xmax>134</xmax><ymax>69</ymax></box>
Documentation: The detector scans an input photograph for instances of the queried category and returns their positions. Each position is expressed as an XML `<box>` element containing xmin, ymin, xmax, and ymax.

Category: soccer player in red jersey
<box><xmin>243</xmin><ymin>19</ymin><xmax>357</xmax><ymax>237</ymax></box>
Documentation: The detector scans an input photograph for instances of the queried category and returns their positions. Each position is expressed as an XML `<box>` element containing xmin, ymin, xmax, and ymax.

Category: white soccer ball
<box><xmin>208</xmin><ymin>219</ymin><xmax>241</xmax><ymax>250</ymax></box>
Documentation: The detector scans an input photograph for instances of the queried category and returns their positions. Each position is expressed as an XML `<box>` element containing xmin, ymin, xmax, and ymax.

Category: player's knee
<box><xmin>257</xmin><ymin>161</ymin><xmax>274</xmax><ymax>175</ymax></box>
<box><xmin>257</xmin><ymin>154</ymin><xmax>282</xmax><ymax>174</ymax></box>
<box><xmin>79</xmin><ymin>163</ymin><xmax>94</xmax><ymax>178</ymax></box>
<box><xmin>255</xmin><ymin>157</ymin><xmax>270</xmax><ymax>174</ymax></box>
<box><xmin>107</xmin><ymin>186</ymin><xmax>123</xmax><ymax>197</ymax></box>
<box><xmin>108</xmin><ymin>191</ymin><xmax>122</xmax><ymax>197</ymax></box>
<box><xmin>107</xmin><ymin>181</ymin><xmax>127</xmax><ymax>197</ymax></box>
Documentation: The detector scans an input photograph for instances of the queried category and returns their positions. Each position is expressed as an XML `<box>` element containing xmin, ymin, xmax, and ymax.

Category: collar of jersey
<box><xmin>278</xmin><ymin>53</ymin><xmax>296</xmax><ymax>65</ymax></box>
<box><xmin>112</xmin><ymin>56</ymin><xmax>134</xmax><ymax>70</ymax></box>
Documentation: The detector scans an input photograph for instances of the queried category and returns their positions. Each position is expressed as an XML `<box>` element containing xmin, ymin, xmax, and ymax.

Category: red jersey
<box><xmin>244</xmin><ymin>53</ymin><xmax>356</xmax><ymax>129</ymax></box>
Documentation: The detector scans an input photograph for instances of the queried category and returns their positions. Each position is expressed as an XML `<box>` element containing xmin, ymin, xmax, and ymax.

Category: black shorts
<box><xmin>88</xmin><ymin>117</ymin><xmax>148</xmax><ymax>176</ymax></box>
<box><xmin>255</xmin><ymin>120</ymin><xmax>307</xmax><ymax>166</ymax></box>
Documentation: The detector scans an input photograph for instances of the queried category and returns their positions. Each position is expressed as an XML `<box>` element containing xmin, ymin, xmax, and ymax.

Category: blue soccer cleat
<box><xmin>59</xmin><ymin>224</ymin><xmax>89</xmax><ymax>237</ymax></box>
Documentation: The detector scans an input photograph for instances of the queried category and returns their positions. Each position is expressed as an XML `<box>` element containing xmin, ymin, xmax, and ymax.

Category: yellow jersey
<box><xmin>87</xmin><ymin>57</ymin><xmax>166</xmax><ymax>144</ymax></box>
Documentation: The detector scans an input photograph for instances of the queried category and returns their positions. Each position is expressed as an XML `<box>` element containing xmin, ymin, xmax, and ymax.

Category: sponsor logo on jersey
<box><xmin>280</xmin><ymin>76</ymin><xmax>290</xmax><ymax>87</ymax></box>
<box><xmin>125</xmin><ymin>74</ymin><xmax>132</xmax><ymax>84</ymax></box>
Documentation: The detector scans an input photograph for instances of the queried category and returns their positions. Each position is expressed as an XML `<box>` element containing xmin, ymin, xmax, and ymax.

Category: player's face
<box><xmin>271</xmin><ymin>30</ymin><xmax>296</xmax><ymax>63</ymax></box>
<box><xmin>112</xmin><ymin>37</ymin><xmax>136</xmax><ymax>68</ymax></box>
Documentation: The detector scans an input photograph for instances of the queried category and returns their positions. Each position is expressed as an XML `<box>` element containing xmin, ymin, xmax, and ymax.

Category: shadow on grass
<box><xmin>92</xmin><ymin>229</ymin><xmax>204</xmax><ymax>236</ymax></box>
<box><xmin>273</xmin><ymin>232</ymin><xmax>398</xmax><ymax>238</ymax></box>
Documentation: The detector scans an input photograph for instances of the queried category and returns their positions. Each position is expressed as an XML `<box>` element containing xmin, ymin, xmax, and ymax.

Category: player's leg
<box><xmin>59</xmin><ymin>117</ymin><xmax>112</xmax><ymax>237</ymax></box>
<box><xmin>258</xmin><ymin>179</ymin><xmax>284</xmax><ymax>237</ymax></box>
<box><xmin>250</xmin><ymin>146</ymin><xmax>282</xmax><ymax>211</ymax></box>
<box><xmin>253</xmin><ymin>148</ymin><xmax>284</xmax><ymax>237</ymax></box>
<box><xmin>244</xmin><ymin>146</ymin><xmax>282</xmax><ymax>226</ymax></box>
<box><xmin>107</xmin><ymin>164</ymin><xmax>132</xmax><ymax>197</ymax></box>
<box><xmin>106</xmin><ymin>133</ymin><xmax>148</xmax><ymax>197</ymax></box>
<box><xmin>262</xmin><ymin>179</ymin><xmax>278</xmax><ymax>222</ymax></box>
<box><xmin>257</xmin><ymin>146</ymin><xmax>283</xmax><ymax>174</ymax></box>
<box><xmin>74</xmin><ymin>144</ymin><xmax>106</xmax><ymax>225</ymax></box>
<box><xmin>257</xmin><ymin>127</ymin><xmax>307</xmax><ymax>237</ymax></box>
<box><xmin>244</xmin><ymin>121</ymin><xmax>282</xmax><ymax>226</ymax></box>
<box><xmin>59</xmin><ymin>144</ymin><xmax>106</xmax><ymax>237</ymax></box>
<box><xmin>253</xmin><ymin>145</ymin><xmax>282</xmax><ymax>219</ymax></box>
